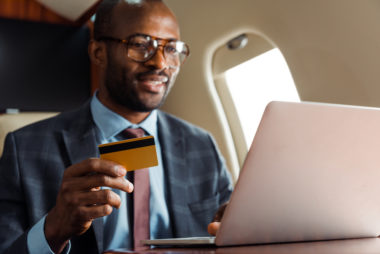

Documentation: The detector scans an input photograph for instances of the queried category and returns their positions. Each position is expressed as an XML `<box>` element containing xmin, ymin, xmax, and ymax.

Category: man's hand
<box><xmin>45</xmin><ymin>158</ymin><xmax>133</xmax><ymax>253</ymax></box>
<box><xmin>207</xmin><ymin>202</ymin><xmax>228</xmax><ymax>236</ymax></box>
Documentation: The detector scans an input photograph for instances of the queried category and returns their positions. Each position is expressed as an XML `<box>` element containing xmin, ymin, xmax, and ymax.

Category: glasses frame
<box><xmin>97</xmin><ymin>33</ymin><xmax>190</xmax><ymax>66</ymax></box>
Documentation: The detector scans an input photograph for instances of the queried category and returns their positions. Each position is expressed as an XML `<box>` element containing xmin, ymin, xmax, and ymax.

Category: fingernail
<box><xmin>128</xmin><ymin>182</ymin><xmax>134</xmax><ymax>192</ymax></box>
<box><xmin>116</xmin><ymin>166</ymin><xmax>126</xmax><ymax>176</ymax></box>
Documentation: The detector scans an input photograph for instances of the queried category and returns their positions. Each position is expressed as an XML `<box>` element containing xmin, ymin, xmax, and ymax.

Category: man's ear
<box><xmin>88</xmin><ymin>40</ymin><xmax>107</xmax><ymax>67</ymax></box>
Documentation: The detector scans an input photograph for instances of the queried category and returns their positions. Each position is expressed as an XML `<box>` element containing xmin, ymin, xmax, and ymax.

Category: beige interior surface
<box><xmin>213</xmin><ymin>34</ymin><xmax>275</xmax><ymax>168</ymax></box>
<box><xmin>0</xmin><ymin>113</ymin><xmax>58</xmax><ymax>156</ymax></box>
<box><xmin>162</xmin><ymin>0</ymin><xmax>380</xmax><ymax>182</ymax></box>
<box><xmin>35</xmin><ymin>0</ymin><xmax>99</xmax><ymax>20</ymax></box>
<box><xmin>213</xmin><ymin>33</ymin><xmax>274</xmax><ymax>76</ymax></box>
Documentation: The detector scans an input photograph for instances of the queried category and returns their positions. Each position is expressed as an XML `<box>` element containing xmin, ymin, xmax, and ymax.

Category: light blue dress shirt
<box><xmin>27</xmin><ymin>95</ymin><xmax>172</xmax><ymax>253</ymax></box>
<box><xmin>91</xmin><ymin>95</ymin><xmax>173</xmax><ymax>250</ymax></box>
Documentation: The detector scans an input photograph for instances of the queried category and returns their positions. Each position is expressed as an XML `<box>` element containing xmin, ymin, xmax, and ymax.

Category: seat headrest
<box><xmin>0</xmin><ymin>113</ymin><xmax>58</xmax><ymax>157</ymax></box>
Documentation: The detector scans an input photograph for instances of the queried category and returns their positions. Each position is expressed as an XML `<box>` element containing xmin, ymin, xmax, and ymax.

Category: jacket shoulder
<box><xmin>157</xmin><ymin>110</ymin><xmax>210</xmax><ymax>137</ymax></box>
<box><xmin>11</xmin><ymin>102</ymin><xmax>92</xmax><ymax>136</ymax></box>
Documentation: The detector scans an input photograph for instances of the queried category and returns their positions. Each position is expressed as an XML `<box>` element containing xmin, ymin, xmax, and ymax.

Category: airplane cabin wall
<box><xmin>0</xmin><ymin>0</ymin><xmax>71</xmax><ymax>24</ymax></box>
<box><xmin>1</xmin><ymin>0</ymin><xmax>377</xmax><ymax>180</ymax></box>
<box><xmin>163</xmin><ymin>0</ymin><xmax>380</xmax><ymax>180</ymax></box>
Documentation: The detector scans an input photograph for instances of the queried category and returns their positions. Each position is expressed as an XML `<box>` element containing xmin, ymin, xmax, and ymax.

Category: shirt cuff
<box><xmin>27</xmin><ymin>215</ymin><xmax>71</xmax><ymax>254</ymax></box>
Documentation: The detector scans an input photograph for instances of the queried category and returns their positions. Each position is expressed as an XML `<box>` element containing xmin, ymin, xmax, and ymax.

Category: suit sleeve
<box><xmin>0</xmin><ymin>133</ymin><xmax>71</xmax><ymax>254</ymax></box>
<box><xmin>207</xmin><ymin>134</ymin><xmax>233</xmax><ymax>205</ymax></box>
<box><xmin>0</xmin><ymin>133</ymin><xmax>32</xmax><ymax>254</ymax></box>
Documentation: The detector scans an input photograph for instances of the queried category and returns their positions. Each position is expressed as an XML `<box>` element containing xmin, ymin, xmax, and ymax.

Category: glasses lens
<box><xmin>127</xmin><ymin>35</ymin><xmax>154</xmax><ymax>62</ymax></box>
<box><xmin>126</xmin><ymin>34</ymin><xmax>189</xmax><ymax>66</ymax></box>
<box><xmin>164</xmin><ymin>41</ymin><xmax>189</xmax><ymax>67</ymax></box>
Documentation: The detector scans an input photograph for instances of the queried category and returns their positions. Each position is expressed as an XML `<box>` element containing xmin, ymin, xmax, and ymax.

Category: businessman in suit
<box><xmin>0</xmin><ymin>0</ymin><xmax>232</xmax><ymax>253</ymax></box>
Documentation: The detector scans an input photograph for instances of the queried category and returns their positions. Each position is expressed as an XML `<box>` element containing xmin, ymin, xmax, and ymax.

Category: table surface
<box><xmin>103</xmin><ymin>237</ymin><xmax>380</xmax><ymax>254</ymax></box>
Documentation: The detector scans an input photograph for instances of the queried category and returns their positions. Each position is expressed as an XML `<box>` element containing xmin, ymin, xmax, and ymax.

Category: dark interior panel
<box><xmin>0</xmin><ymin>18</ymin><xmax>91</xmax><ymax>112</ymax></box>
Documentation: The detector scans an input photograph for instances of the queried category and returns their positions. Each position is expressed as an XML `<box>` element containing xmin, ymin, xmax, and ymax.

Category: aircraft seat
<box><xmin>0</xmin><ymin>112</ymin><xmax>58</xmax><ymax>157</ymax></box>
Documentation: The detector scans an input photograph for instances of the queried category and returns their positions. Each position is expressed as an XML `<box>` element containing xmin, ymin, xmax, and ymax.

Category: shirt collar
<box><xmin>90</xmin><ymin>93</ymin><xmax>158</xmax><ymax>140</ymax></box>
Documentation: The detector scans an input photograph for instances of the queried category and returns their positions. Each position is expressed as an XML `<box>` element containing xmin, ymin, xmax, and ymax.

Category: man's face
<box><xmin>103</xmin><ymin>3</ymin><xmax>181</xmax><ymax>112</ymax></box>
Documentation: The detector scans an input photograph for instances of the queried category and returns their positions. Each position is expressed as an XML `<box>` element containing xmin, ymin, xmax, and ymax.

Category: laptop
<box><xmin>143</xmin><ymin>101</ymin><xmax>380</xmax><ymax>247</ymax></box>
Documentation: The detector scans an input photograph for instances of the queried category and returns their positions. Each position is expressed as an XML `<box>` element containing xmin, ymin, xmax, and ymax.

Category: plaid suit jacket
<box><xmin>0</xmin><ymin>102</ymin><xmax>233</xmax><ymax>254</ymax></box>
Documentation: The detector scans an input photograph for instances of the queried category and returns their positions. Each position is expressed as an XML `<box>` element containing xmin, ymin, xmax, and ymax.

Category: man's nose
<box><xmin>144</xmin><ymin>46</ymin><xmax>168</xmax><ymax>70</ymax></box>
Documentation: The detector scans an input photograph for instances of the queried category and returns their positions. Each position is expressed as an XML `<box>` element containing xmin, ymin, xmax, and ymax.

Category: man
<box><xmin>0</xmin><ymin>0</ymin><xmax>232</xmax><ymax>253</ymax></box>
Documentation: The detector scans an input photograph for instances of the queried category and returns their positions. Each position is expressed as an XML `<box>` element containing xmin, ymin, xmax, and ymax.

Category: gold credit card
<box><xmin>98</xmin><ymin>136</ymin><xmax>158</xmax><ymax>171</ymax></box>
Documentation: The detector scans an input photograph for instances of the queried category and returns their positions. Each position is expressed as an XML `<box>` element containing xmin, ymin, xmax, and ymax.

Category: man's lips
<box><xmin>137</xmin><ymin>75</ymin><xmax>168</xmax><ymax>93</ymax></box>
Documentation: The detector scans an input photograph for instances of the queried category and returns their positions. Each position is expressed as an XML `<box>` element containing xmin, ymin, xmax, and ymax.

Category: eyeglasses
<box><xmin>98</xmin><ymin>33</ymin><xmax>190</xmax><ymax>68</ymax></box>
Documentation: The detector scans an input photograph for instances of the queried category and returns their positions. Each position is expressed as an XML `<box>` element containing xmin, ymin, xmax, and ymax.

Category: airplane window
<box><xmin>225</xmin><ymin>48</ymin><xmax>300</xmax><ymax>148</ymax></box>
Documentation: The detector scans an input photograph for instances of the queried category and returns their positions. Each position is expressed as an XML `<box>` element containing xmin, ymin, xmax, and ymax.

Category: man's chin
<box><xmin>138</xmin><ymin>94</ymin><xmax>166</xmax><ymax>110</ymax></box>
<box><xmin>140</xmin><ymin>101</ymin><xmax>164</xmax><ymax>112</ymax></box>
<box><xmin>124</xmin><ymin>99</ymin><xmax>165</xmax><ymax>112</ymax></box>
<box><xmin>113</xmin><ymin>90</ymin><xmax>168</xmax><ymax>112</ymax></box>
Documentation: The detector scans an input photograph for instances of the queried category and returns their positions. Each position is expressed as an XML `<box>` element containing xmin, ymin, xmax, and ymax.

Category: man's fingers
<box><xmin>75</xmin><ymin>204</ymin><xmax>115</xmax><ymax>221</ymax></box>
<box><xmin>86</xmin><ymin>174</ymin><xmax>134</xmax><ymax>193</ymax></box>
<box><xmin>62</xmin><ymin>173</ymin><xmax>133</xmax><ymax>193</ymax></box>
<box><xmin>74</xmin><ymin>189</ymin><xmax>122</xmax><ymax>208</ymax></box>
<box><xmin>64</xmin><ymin>158</ymin><xmax>126</xmax><ymax>178</ymax></box>
<box><xmin>207</xmin><ymin>222</ymin><xmax>220</xmax><ymax>236</ymax></box>
<box><xmin>208</xmin><ymin>203</ymin><xmax>229</xmax><ymax>236</ymax></box>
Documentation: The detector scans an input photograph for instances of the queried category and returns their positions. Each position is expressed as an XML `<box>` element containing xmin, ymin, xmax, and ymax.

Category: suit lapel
<box><xmin>62</xmin><ymin>127</ymin><xmax>98</xmax><ymax>165</ymax></box>
<box><xmin>61</xmin><ymin>104</ymin><xmax>103</xmax><ymax>253</ymax></box>
<box><xmin>157</xmin><ymin>111</ymin><xmax>190</xmax><ymax>237</ymax></box>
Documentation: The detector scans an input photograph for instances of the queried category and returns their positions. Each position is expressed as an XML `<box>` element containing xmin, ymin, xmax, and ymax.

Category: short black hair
<box><xmin>93</xmin><ymin>0</ymin><xmax>121</xmax><ymax>40</ymax></box>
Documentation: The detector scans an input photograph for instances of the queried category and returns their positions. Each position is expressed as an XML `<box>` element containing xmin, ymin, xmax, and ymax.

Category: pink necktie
<box><xmin>123</xmin><ymin>128</ymin><xmax>150</xmax><ymax>250</ymax></box>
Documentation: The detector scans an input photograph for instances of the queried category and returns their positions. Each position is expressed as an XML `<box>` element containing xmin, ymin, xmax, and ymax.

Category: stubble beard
<box><xmin>104</xmin><ymin>62</ymin><xmax>171</xmax><ymax>112</ymax></box>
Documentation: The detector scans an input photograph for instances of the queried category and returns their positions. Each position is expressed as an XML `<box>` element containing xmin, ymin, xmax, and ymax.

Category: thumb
<box><xmin>207</xmin><ymin>221</ymin><xmax>220</xmax><ymax>236</ymax></box>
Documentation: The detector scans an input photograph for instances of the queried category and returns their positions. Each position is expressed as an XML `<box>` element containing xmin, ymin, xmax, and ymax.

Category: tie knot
<box><xmin>123</xmin><ymin>128</ymin><xmax>145</xmax><ymax>139</ymax></box>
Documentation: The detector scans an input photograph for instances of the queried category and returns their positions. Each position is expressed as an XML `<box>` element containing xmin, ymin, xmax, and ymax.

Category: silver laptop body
<box><xmin>216</xmin><ymin>101</ymin><xmax>380</xmax><ymax>246</ymax></box>
<box><xmin>144</xmin><ymin>101</ymin><xmax>380</xmax><ymax>247</ymax></box>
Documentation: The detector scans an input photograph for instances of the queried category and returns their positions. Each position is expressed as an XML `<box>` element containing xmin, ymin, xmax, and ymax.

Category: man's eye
<box><xmin>130</xmin><ymin>42</ymin><xmax>149</xmax><ymax>49</ymax></box>
<box><xmin>165</xmin><ymin>46</ymin><xmax>178</xmax><ymax>54</ymax></box>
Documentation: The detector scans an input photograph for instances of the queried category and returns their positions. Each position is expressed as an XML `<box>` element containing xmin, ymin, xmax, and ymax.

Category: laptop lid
<box><xmin>216</xmin><ymin>101</ymin><xmax>380</xmax><ymax>246</ymax></box>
